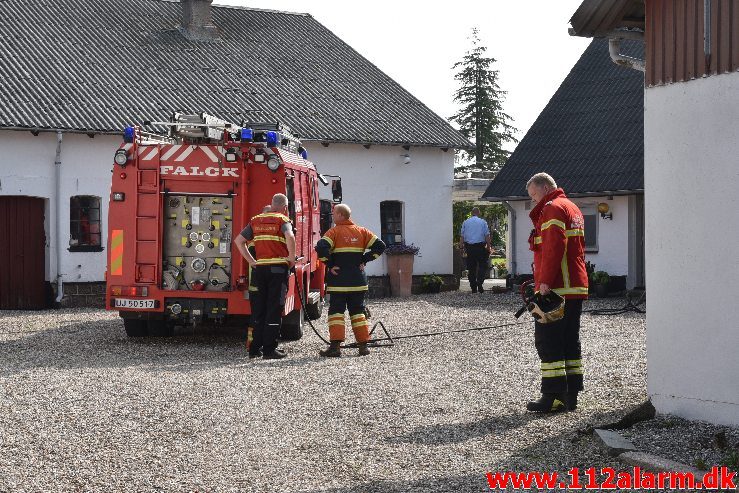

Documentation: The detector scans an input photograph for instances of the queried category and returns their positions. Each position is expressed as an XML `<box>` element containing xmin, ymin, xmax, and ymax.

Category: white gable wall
<box><xmin>505</xmin><ymin>195</ymin><xmax>633</xmax><ymax>284</ymax></box>
<box><xmin>305</xmin><ymin>142</ymin><xmax>454</xmax><ymax>276</ymax></box>
<box><xmin>644</xmin><ymin>72</ymin><xmax>739</xmax><ymax>426</ymax></box>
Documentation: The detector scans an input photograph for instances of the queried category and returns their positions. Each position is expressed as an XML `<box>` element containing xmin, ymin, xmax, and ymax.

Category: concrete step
<box><xmin>459</xmin><ymin>278</ymin><xmax>507</xmax><ymax>292</ymax></box>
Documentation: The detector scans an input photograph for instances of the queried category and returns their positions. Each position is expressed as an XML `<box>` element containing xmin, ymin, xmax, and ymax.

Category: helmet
<box><xmin>527</xmin><ymin>291</ymin><xmax>565</xmax><ymax>323</ymax></box>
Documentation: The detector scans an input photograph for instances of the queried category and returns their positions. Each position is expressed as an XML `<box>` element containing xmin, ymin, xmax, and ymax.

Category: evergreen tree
<box><xmin>451</xmin><ymin>28</ymin><xmax>518</xmax><ymax>173</ymax></box>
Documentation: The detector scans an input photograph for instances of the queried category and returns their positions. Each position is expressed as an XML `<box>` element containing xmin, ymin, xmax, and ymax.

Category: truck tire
<box><xmin>123</xmin><ymin>318</ymin><xmax>149</xmax><ymax>337</ymax></box>
<box><xmin>280</xmin><ymin>308</ymin><xmax>304</xmax><ymax>341</ymax></box>
<box><xmin>304</xmin><ymin>297</ymin><xmax>324</xmax><ymax>321</ymax></box>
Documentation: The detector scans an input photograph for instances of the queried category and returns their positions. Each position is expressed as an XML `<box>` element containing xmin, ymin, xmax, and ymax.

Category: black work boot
<box><xmin>526</xmin><ymin>393</ymin><xmax>568</xmax><ymax>413</ymax></box>
<box><xmin>262</xmin><ymin>349</ymin><xmax>287</xmax><ymax>360</ymax></box>
<box><xmin>357</xmin><ymin>342</ymin><xmax>370</xmax><ymax>356</ymax></box>
<box><xmin>319</xmin><ymin>341</ymin><xmax>342</xmax><ymax>357</ymax></box>
<box><xmin>567</xmin><ymin>391</ymin><xmax>579</xmax><ymax>411</ymax></box>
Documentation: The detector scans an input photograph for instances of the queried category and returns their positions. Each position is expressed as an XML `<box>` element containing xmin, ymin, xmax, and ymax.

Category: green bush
<box><xmin>421</xmin><ymin>274</ymin><xmax>444</xmax><ymax>287</ymax></box>
<box><xmin>592</xmin><ymin>271</ymin><xmax>611</xmax><ymax>285</ymax></box>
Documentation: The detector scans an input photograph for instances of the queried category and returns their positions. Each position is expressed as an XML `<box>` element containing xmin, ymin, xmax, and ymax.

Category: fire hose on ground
<box><xmin>294</xmin><ymin>276</ymin><xmax>645</xmax><ymax>350</ymax></box>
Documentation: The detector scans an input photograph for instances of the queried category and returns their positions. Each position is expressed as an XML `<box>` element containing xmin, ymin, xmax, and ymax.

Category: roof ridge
<box><xmin>151</xmin><ymin>0</ymin><xmax>311</xmax><ymax>17</ymax></box>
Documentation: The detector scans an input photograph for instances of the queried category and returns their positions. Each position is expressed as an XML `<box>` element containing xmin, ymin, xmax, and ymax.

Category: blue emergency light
<box><xmin>265</xmin><ymin>131</ymin><xmax>279</xmax><ymax>147</ymax></box>
<box><xmin>241</xmin><ymin>128</ymin><xmax>254</xmax><ymax>141</ymax></box>
<box><xmin>123</xmin><ymin>126</ymin><xmax>135</xmax><ymax>143</ymax></box>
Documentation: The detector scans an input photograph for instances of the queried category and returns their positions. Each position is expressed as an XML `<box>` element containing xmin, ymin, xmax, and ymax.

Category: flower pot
<box><xmin>386</xmin><ymin>254</ymin><xmax>414</xmax><ymax>297</ymax></box>
<box><xmin>595</xmin><ymin>283</ymin><xmax>609</xmax><ymax>298</ymax></box>
<box><xmin>423</xmin><ymin>283</ymin><xmax>442</xmax><ymax>294</ymax></box>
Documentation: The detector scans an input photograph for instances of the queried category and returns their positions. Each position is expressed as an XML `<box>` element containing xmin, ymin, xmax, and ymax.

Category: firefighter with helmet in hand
<box><xmin>526</xmin><ymin>172</ymin><xmax>589</xmax><ymax>413</ymax></box>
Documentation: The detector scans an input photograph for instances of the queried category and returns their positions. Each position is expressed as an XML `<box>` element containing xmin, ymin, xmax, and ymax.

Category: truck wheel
<box><xmin>280</xmin><ymin>308</ymin><xmax>304</xmax><ymax>341</ymax></box>
<box><xmin>304</xmin><ymin>298</ymin><xmax>324</xmax><ymax>321</ymax></box>
<box><xmin>123</xmin><ymin>318</ymin><xmax>149</xmax><ymax>337</ymax></box>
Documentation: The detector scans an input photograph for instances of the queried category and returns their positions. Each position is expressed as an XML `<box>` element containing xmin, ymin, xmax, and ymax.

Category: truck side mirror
<box><xmin>331</xmin><ymin>179</ymin><xmax>342</xmax><ymax>203</ymax></box>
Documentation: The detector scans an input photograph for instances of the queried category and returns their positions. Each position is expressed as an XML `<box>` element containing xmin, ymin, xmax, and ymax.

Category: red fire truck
<box><xmin>105</xmin><ymin>113</ymin><xmax>340</xmax><ymax>339</ymax></box>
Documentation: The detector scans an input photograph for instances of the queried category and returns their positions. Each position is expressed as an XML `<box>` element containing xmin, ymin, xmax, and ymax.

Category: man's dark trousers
<box><xmin>250</xmin><ymin>265</ymin><xmax>288</xmax><ymax>354</ymax></box>
<box><xmin>464</xmin><ymin>242</ymin><xmax>489</xmax><ymax>291</ymax></box>
<box><xmin>534</xmin><ymin>299</ymin><xmax>584</xmax><ymax>393</ymax></box>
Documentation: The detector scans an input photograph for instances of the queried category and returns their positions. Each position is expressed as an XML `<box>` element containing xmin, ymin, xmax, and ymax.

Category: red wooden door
<box><xmin>0</xmin><ymin>196</ymin><xmax>46</xmax><ymax>309</ymax></box>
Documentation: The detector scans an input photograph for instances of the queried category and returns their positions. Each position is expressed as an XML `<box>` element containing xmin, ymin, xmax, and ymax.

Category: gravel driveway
<box><xmin>1</xmin><ymin>293</ymin><xmax>648</xmax><ymax>492</ymax></box>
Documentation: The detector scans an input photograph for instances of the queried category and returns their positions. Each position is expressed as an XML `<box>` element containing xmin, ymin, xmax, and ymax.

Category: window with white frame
<box><xmin>580</xmin><ymin>205</ymin><xmax>598</xmax><ymax>252</ymax></box>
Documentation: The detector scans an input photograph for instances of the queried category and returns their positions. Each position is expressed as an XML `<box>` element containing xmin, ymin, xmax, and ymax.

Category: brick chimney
<box><xmin>181</xmin><ymin>0</ymin><xmax>219</xmax><ymax>41</ymax></box>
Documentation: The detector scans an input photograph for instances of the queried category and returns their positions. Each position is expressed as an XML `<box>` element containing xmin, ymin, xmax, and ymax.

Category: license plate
<box><xmin>114</xmin><ymin>298</ymin><xmax>156</xmax><ymax>309</ymax></box>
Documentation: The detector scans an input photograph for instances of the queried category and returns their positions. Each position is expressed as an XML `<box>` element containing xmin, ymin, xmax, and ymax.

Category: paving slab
<box><xmin>594</xmin><ymin>428</ymin><xmax>637</xmax><ymax>456</ymax></box>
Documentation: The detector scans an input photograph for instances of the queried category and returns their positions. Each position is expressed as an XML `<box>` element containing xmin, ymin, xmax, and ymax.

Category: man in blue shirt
<box><xmin>459</xmin><ymin>207</ymin><xmax>492</xmax><ymax>293</ymax></box>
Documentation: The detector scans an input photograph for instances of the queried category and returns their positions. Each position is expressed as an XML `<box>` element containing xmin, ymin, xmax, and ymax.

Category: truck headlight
<box><xmin>267</xmin><ymin>156</ymin><xmax>281</xmax><ymax>172</ymax></box>
<box><xmin>114</xmin><ymin>149</ymin><xmax>128</xmax><ymax>166</ymax></box>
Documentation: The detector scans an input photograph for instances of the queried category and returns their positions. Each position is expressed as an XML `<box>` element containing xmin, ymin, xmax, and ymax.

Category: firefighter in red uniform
<box><xmin>234</xmin><ymin>194</ymin><xmax>295</xmax><ymax>360</ymax></box>
<box><xmin>526</xmin><ymin>173</ymin><xmax>589</xmax><ymax>412</ymax></box>
<box><xmin>315</xmin><ymin>204</ymin><xmax>386</xmax><ymax>357</ymax></box>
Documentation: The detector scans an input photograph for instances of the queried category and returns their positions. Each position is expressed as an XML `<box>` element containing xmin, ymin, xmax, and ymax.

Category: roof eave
<box><xmin>302</xmin><ymin>137</ymin><xmax>473</xmax><ymax>150</ymax></box>
<box><xmin>483</xmin><ymin>189</ymin><xmax>644</xmax><ymax>202</ymax></box>
<box><xmin>569</xmin><ymin>0</ymin><xmax>645</xmax><ymax>38</ymax></box>
<box><xmin>0</xmin><ymin>126</ymin><xmax>472</xmax><ymax>150</ymax></box>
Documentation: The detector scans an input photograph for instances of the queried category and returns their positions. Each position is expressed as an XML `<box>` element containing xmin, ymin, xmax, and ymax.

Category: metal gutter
<box><xmin>484</xmin><ymin>189</ymin><xmax>643</xmax><ymax>202</ymax></box>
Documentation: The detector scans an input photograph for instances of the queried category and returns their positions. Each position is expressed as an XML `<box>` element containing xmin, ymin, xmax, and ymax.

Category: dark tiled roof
<box><xmin>0</xmin><ymin>0</ymin><xmax>469</xmax><ymax>148</ymax></box>
<box><xmin>483</xmin><ymin>38</ymin><xmax>644</xmax><ymax>200</ymax></box>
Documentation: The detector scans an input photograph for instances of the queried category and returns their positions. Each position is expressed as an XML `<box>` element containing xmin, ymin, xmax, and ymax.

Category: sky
<box><xmin>215</xmin><ymin>0</ymin><xmax>591</xmax><ymax>150</ymax></box>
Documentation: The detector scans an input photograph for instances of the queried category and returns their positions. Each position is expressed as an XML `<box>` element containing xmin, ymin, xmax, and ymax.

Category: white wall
<box><xmin>506</xmin><ymin>195</ymin><xmax>633</xmax><ymax>281</ymax></box>
<box><xmin>0</xmin><ymin>131</ymin><xmax>117</xmax><ymax>284</ymax></box>
<box><xmin>0</xmin><ymin>133</ymin><xmax>454</xmax><ymax>285</ymax></box>
<box><xmin>645</xmin><ymin>73</ymin><xmax>739</xmax><ymax>426</ymax></box>
<box><xmin>306</xmin><ymin>143</ymin><xmax>454</xmax><ymax>276</ymax></box>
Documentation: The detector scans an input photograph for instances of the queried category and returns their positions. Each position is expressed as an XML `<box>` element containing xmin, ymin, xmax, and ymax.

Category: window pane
<box><xmin>584</xmin><ymin>214</ymin><xmax>597</xmax><ymax>248</ymax></box>
<box><xmin>380</xmin><ymin>201</ymin><xmax>403</xmax><ymax>245</ymax></box>
<box><xmin>70</xmin><ymin>195</ymin><xmax>103</xmax><ymax>248</ymax></box>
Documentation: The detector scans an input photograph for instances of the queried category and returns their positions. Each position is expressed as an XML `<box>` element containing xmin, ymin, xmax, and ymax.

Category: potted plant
<box><xmin>592</xmin><ymin>270</ymin><xmax>611</xmax><ymax>298</ymax></box>
<box><xmin>421</xmin><ymin>273</ymin><xmax>444</xmax><ymax>294</ymax></box>
<box><xmin>384</xmin><ymin>243</ymin><xmax>420</xmax><ymax>297</ymax></box>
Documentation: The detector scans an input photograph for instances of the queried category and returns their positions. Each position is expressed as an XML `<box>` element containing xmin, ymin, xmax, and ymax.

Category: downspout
<box><xmin>607</xmin><ymin>32</ymin><xmax>646</xmax><ymax>72</ymax></box>
<box><xmin>502</xmin><ymin>201</ymin><xmax>516</xmax><ymax>276</ymax></box>
<box><xmin>54</xmin><ymin>131</ymin><xmax>64</xmax><ymax>303</ymax></box>
<box><xmin>704</xmin><ymin>0</ymin><xmax>712</xmax><ymax>69</ymax></box>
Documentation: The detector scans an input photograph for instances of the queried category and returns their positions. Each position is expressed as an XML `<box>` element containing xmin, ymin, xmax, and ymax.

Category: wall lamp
<box><xmin>597</xmin><ymin>202</ymin><xmax>613</xmax><ymax>220</ymax></box>
<box><xmin>400</xmin><ymin>154</ymin><xmax>411</xmax><ymax>165</ymax></box>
